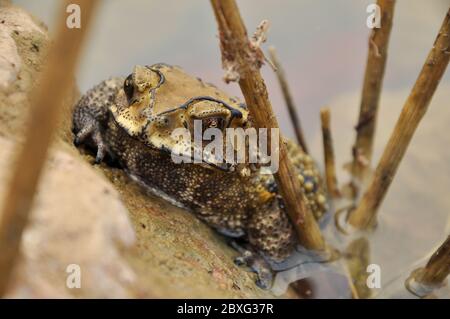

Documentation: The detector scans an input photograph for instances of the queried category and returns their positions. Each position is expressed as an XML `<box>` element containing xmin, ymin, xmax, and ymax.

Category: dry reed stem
<box><xmin>351</xmin><ymin>0</ymin><xmax>396</xmax><ymax>183</ymax></box>
<box><xmin>0</xmin><ymin>0</ymin><xmax>98</xmax><ymax>296</ymax></box>
<box><xmin>210</xmin><ymin>0</ymin><xmax>325</xmax><ymax>251</ymax></box>
<box><xmin>320</xmin><ymin>108</ymin><xmax>341</xmax><ymax>198</ymax></box>
<box><xmin>414</xmin><ymin>235</ymin><xmax>450</xmax><ymax>287</ymax></box>
<box><xmin>268</xmin><ymin>47</ymin><xmax>309</xmax><ymax>153</ymax></box>
<box><xmin>348</xmin><ymin>9</ymin><xmax>450</xmax><ymax>229</ymax></box>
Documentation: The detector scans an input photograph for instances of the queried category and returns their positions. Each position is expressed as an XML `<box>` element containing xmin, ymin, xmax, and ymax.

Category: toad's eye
<box><xmin>123</xmin><ymin>74</ymin><xmax>134</xmax><ymax>102</ymax></box>
<box><xmin>202</xmin><ymin>117</ymin><xmax>224</xmax><ymax>132</ymax></box>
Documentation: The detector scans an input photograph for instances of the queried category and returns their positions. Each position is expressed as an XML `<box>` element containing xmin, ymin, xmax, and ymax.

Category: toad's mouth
<box><xmin>206</xmin><ymin>161</ymin><xmax>236</xmax><ymax>172</ymax></box>
<box><xmin>165</xmin><ymin>144</ymin><xmax>240</xmax><ymax>173</ymax></box>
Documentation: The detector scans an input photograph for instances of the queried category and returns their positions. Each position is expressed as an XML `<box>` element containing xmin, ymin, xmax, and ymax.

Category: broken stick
<box><xmin>351</xmin><ymin>0</ymin><xmax>396</xmax><ymax>183</ymax></box>
<box><xmin>406</xmin><ymin>235</ymin><xmax>450</xmax><ymax>297</ymax></box>
<box><xmin>210</xmin><ymin>0</ymin><xmax>325</xmax><ymax>251</ymax></box>
<box><xmin>414</xmin><ymin>235</ymin><xmax>450</xmax><ymax>288</ymax></box>
<box><xmin>269</xmin><ymin>46</ymin><xmax>309</xmax><ymax>153</ymax></box>
<box><xmin>348</xmin><ymin>9</ymin><xmax>450</xmax><ymax>229</ymax></box>
<box><xmin>320</xmin><ymin>108</ymin><xmax>341</xmax><ymax>198</ymax></box>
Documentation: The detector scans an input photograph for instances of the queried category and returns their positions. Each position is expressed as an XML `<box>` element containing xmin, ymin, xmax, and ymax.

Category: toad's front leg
<box><xmin>231</xmin><ymin>199</ymin><xmax>297</xmax><ymax>289</ymax></box>
<box><xmin>229</xmin><ymin>240</ymin><xmax>274</xmax><ymax>289</ymax></box>
<box><xmin>72</xmin><ymin>78</ymin><xmax>123</xmax><ymax>163</ymax></box>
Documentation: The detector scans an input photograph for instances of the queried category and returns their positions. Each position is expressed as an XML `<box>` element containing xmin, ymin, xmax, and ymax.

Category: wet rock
<box><xmin>97</xmin><ymin>166</ymin><xmax>276</xmax><ymax>298</ymax></box>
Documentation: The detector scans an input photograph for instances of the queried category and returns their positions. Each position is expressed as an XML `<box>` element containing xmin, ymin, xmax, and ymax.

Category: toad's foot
<box><xmin>72</xmin><ymin>78</ymin><xmax>123</xmax><ymax>164</ymax></box>
<box><xmin>230</xmin><ymin>240</ymin><xmax>274</xmax><ymax>289</ymax></box>
<box><xmin>73</xmin><ymin>118</ymin><xmax>110</xmax><ymax>164</ymax></box>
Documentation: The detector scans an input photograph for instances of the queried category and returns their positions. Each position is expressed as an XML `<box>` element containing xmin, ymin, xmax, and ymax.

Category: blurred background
<box><xmin>15</xmin><ymin>0</ymin><xmax>450</xmax><ymax>139</ymax></box>
<box><xmin>14</xmin><ymin>0</ymin><xmax>450</xmax><ymax>290</ymax></box>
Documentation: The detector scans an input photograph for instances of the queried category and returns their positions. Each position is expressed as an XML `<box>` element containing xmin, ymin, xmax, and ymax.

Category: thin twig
<box><xmin>320</xmin><ymin>108</ymin><xmax>341</xmax><ymax>198</ymax></box>
<box><xmin>0</xmin><ymin>0</ymin><xmax>98</xmax><ymax>296</ymax></box>
<box><xmin>269</xmin><ymin>46</ymin><xmax>309</xmax><ymax>153</ymax></box>
<box><xmin>351</xmin><ymin>0</ymin><xmax>396</xmax><ymax>184</ymax></box>
<box><xmin>348</xmin><ymin>9</ymin><xmax>450</xmax><ymax>230</ymax></box>
<box><xmin>339</xmin><ymin>259</ymin><xmax>360</xmax><ymax>299</ymax></box>
<box><xmin>210</xmin><ymin>0</ymin><xmax>325</xmax><ymax>251</ymax></box>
